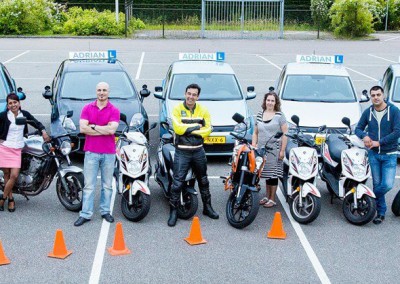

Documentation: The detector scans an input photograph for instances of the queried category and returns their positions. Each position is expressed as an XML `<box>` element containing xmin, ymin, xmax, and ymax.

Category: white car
<box><xmin>380</xmin><ymin>62</ymin><xmax>400</xmax><ymax>153</ymax></box>
<box><xmin>154</xmin><ymin>52</ymin><xmax>256</xmax><ymax>155</ymax></box>
<box><xmin>274</xmin><ymin>55</ymin><xmax>369</xmax><ymax>146</ymax></box>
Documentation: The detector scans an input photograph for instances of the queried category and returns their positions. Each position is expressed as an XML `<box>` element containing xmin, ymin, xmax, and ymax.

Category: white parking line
<box><xmin>88</xmin><ymin>180</ymin><xmax>117</xmax><ymax>284</ymax></box>
<box><xmin>135</xmin><ymin>52</ymin><xmax>145</xmax><ymax>80</ymax></box>
<box><xmin>384</xmin><ymin>36</ymin><xmax>400</xmax><ymax>42</ymax></box>
<box><xmin>4</xmin><ymin>50</ymin><xmax>30</xmax><ymax>63</ymax></box>
<box><xmin>257</xmin><ymin>55</ymin><xmax>282</xmax><ymax>71</ymax></box>
<box><xmin>367</xmin><ymin>54</ymin><xmax>397</xmax><ymax>63</ymax></box>
<box><xmin>345</xmin><ymin>67</ymin><xmax>378</xmax><ymax>81</ymax></box>
<box><xmin>276</xmin><ymin>188</ymin><xmax>331</xmax><ymax>284</ymax></box>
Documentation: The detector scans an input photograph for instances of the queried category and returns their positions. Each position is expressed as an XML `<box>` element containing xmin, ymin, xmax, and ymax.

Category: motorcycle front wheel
<box><xmin>177</xmin><ymin>191</ymin><xmax>198</xmax><ymax>220</ymax></box>
<box><xmin>391</xmin><ymin>190</ymin><xmax>400</xmax><ymax>216</ymax></box>
<box><xmin>56</xmin><ymin>172</ymin><xmax>84</xmax><ymax>212</ymax></box>
<box><xmin>226</xmin><ymin>190</ymin><xmax>259</xmax><ymax>229</ymax></box>
<box><xmin>289</xmin><ymin>192</ymin><xmax>321</xmax><ymax>224</ymax></box>
<box><xmin>342</xmin><ymin>194</ymin><xmax>376</xmax><ymax>225</ymax></box>
<box><xmin>121</xmin><ymin>190</ymin><xmax>151</xmax><ymax>222</ymax></box>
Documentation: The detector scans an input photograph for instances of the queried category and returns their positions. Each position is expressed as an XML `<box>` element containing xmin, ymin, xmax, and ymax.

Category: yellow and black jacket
<box><xmin>172</xmin><ymin>101</ymin><xmax>212</xmax><ymax>149</ymax></box>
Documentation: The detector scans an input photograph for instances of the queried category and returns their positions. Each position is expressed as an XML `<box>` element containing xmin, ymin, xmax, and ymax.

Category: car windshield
<box><xmin>392</xmin><ymin>77</ymin><xmax>400</xmax><ymax>102</ymax></box>
<box><xmin>169</xmin><ymin>74</ymin><xmax>243</xmax><ymax>100</ymax></box>
<box><xmin>60</xmin><ymin>71</ymin><xmax>137</xmax><ymax>100</ymax></box>
<box><xmin>281</xmin><ymin>75</ymin><xmax>356</xmax><ymax>102</ymax></box>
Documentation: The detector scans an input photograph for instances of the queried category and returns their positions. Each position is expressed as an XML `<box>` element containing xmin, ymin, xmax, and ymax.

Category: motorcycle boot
<box><xmin>168</xmin><ymin>199</ymin><xmax>179</xmax><ymax>227</ymax></box>
<box><xmin>201</xmin><ymin>193</ymin><xmax>219</xmax><ymax>219</ymax></box>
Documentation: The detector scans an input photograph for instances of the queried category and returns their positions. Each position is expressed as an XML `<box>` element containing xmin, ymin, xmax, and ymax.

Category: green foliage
<box><xmin>311</xmin><ymin>0</ymin><xmax>333</xmax><ymax>30</ymax></box>
<box><xmin>54</xmin><ymin>7</ymin><xmax>145</xmax><ymax>36</ymax></box>
<box><xmin>330</xmin><ymin>0</ymin><xmax>378</xmax><ymax>37</ymax></box>
<box><xmin>386</xmin><ymin>0</ymin><xmax>400</xmax><ymax>29</ymax></box>
<box><xmin>0</xmin><ymin>0</ymin><xmax>61</xmax><ymax>35</ymax></box>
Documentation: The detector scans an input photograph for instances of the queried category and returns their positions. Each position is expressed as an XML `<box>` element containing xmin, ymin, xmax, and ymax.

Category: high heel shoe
<box><xmin>8</xmin><ymin>198</ymin><xmax>15</xmax><ymax>212</ymax></box>
<box><xmin>0</xmin><ymin>195</ymin><xmax>6</xmax><ymax>211</ymax></box>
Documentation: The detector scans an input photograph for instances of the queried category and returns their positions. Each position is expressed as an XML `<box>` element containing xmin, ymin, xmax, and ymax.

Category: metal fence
<box><xmin>201</xmin><ymin>0</ymin><xmax>284</xmax><ymax>39</ymax></box>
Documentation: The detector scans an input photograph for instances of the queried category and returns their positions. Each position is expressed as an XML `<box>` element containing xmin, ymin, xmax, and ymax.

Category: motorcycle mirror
<box><xmin>342</xmin><ymin>117</ymin><xmax>351</xmax><ymax>127</ymax></box>
<box><xmin>120</xmin><ymin>113</ymin><xmax>128</xmax><ymax>125</ymax></box>
<box><xmin>291</xmin><ymin>115</ymin><xmax>300</xmax><ymax>126</ymax></box>
<box><xmin>66</xmin><ymin>110</ymin><xmax>73</xmax><ymax>118</ymax></box>
<box><xmin>232</xmin><ymin>113</ymin><xmax>244</xmax><ymax>123</ymax></box>
<box><xmin>15</xmin><ymin>117</ymin><xmax>27</xmax><ymax>126</ymax></box>
<box><xmin>150</xmin><ymin>122</ymin><xmax>157</xmax><ymax>130</ymax></box>
<box><xmin>160</xmin><ymin>121</ymin><xmax>170</xmax><ymax>130</ymax></box>
<box><xmin>274</xmin><ymin>131</ymin><xmax>283</xmax><ymax>139</ymax></box>
<box><xmin>269</xmin><ymin>86</ymin><xmax>275</xmax><ymax>92</ymax></box>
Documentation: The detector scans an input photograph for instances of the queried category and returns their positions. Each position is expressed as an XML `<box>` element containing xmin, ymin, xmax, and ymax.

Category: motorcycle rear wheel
<box><xmin>391</xmin><ymin>190</ymin><xmax>400</xmax><ymax>216</ymax></box>
<box><xmin>226</xmin><ymin>190</ymin><xmax>259</xmax><ymax>229</ymax></box>
<box><xmin>289</xmin><ymin>192</ymin><xmax>321</xmax><ymax>224</ymax></box>
<box><xmin>121</xmin><ymin>190</ymin><xmax>151</xmax><ymax>222</ymax></box>
<box><xmin>342</xmin><ymin>194</ymin><xmax>376</xmax><ymax>225</ymax></box>
<box><xmin>177</xmin><ymin>191</ymin><xmax>198</xmax><ymax>220</ymax></box>
<box><xmin>56</xmin><ymin>172</ymin><xmax>84</xmax><ymax>212</ymax></box>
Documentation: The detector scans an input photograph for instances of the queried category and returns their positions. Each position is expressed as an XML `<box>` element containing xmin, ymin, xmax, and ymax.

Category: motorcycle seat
<box><xmin>326</xmin><ymin>134</ymin><xmax>347</xmax><ymax>163</ymax></box>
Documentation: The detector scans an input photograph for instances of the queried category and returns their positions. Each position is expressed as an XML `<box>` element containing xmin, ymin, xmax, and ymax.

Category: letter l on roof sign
<box><xmin>216</xmin><ymin>52</ymin><xmax>225</xmax><ymax>61</ymax></box>
<box><xmin>334</xmin><ymin>55</ymin><xmax>344</xmax><ymax>63</ymax></box>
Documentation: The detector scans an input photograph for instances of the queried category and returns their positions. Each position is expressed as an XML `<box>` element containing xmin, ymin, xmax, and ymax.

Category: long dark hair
<box><xmin>261</xmin><ymin>91</ymin><xmax>281</xmax><ymax>112</ymax></box>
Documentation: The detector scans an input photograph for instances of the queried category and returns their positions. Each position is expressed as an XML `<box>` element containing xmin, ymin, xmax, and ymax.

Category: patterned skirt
<box><xmin>261</xmin><ymin>141</ymin><xmax>283</xmax><ymax>179</ymax></box>
<box><xmin>0</xmin><ymin>143</ymin><xmax>22</xmax><ymax>168</ymax></box>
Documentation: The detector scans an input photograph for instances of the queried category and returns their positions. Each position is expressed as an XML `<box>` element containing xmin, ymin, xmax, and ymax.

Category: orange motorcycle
<box><xmin>222</xmin><ymin>113</ymin><xmax>282</xmax><ymax>229</ymax></box>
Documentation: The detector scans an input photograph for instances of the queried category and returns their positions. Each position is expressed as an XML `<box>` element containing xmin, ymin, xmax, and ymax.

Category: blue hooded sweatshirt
<box><xmin>355</xmin><ymin>102</ymin><xmax>400</xmax><ymax>154</ymax></box>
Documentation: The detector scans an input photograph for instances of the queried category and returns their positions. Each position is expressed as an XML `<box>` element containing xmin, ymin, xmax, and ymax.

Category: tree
<box><xmin>311</xmin><ymin>0</ymin><xmax>332</xmax><ymax>38</ymax></box>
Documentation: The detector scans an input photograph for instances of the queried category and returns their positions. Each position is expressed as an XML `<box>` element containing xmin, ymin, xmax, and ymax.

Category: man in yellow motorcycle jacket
<box><xmin>168</xmin><ymin>83</ymin><xmax>219</xmax><ymax>227</ymax></box>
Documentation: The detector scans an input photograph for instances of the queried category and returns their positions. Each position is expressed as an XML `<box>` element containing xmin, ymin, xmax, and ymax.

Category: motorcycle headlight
<box><xmin>298</xmin><ymin>162</ymin><xmax>312</xmax><ymax>176</ymax></box>
<box><xmin>127</xmin><ymin>160</ymin><xmax>142</xmax><ymax>174</ymax></box>
<box><xmin>130</xmin><ymin>113</ymin><xmax>144</xmax><ymax>129</ymax></box>
<box><xmin>60</xmin><ymin>141</ymin><xmax>72</xmax><ymax>155</ymax></box>
<box><xmin>351</xmin><ymin>164</ymin><xmax>365</xmax><ymax>179</ymax></box>
<box><xmin>255</xmin><ymin>156</ymin><xmax>264</xmax><ymax>171</ymax></box>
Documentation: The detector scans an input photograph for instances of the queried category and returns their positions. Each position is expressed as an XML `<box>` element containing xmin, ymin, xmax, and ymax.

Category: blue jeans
<box><xmin>368</xmin><ymin>150</ymin><xmax>397</xmax><ymax>216</ymax></box>
<box><xmin>80</xmin><ymin>152</ymin><xmax>115</xmax><ymax>219</ymax></box>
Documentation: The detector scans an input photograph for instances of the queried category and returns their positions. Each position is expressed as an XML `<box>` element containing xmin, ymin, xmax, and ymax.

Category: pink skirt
<box><xmin>0</xmin><ymin>143</ymin><xmax>22</xmax><ymax>168</ymax></box>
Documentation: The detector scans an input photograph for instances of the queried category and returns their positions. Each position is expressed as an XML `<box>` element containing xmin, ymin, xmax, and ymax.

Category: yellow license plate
<box><xmin>115</xmin><ymin>137</ymin><xmax>119</xmax><ymax>144</ymax></box>
<box><xmin>204</xmin><ymin>136</ymin><xmax>226</xmax><ymax>144</ymax></box>
<box><xmin>315</xmin><ymin>135</ymin><xmax>326</xmax><ymax>145</ymax></box>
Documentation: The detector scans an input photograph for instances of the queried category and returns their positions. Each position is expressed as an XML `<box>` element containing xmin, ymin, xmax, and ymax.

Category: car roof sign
<box><xmin>296</xmin><ymin>54</ymin><xmax>344</xmax><ymax>64</ymax></box>
<box><xmin>68</xmin><ymin>50</ymin><xmax>117</xmax><ymax>63</ymax></box>
<box><xmin>179</xmin><ymin>52</ymin><xmax>225</xmax><ymax>62</ymax></box>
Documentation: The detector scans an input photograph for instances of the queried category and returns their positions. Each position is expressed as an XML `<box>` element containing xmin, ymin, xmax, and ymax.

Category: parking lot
<box><xmin>1</xmin><ymin>35</ymin><xmax>400</xmax><ymax>283</ymax></box>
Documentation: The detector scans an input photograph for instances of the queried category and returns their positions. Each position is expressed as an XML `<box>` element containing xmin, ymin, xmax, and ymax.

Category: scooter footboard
<box><xmin>124</xmin><ymin>180</ymin><xmax>150</xmax><ymax>195</ymax></box>
<box><xmin>356</xmin><ymin>184</ymin><xmax>375</xmax><ymax>199</ymax></box>
<box><xmin>302</xmin><ymin>182</ymin><xmax>321</xmax><ymax>198</ymax></box>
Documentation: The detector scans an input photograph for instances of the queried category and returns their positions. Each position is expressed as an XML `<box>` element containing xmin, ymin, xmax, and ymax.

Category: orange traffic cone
<box><xmin>184</xmin><ymin>216</ymin><xmax>207</xmax><ymax>245</ymax></box>
<box><xmin>48</xmin><ymin>229</ymin><xmax>72</xmax><ymax>259</ymax></box>
<box><xmin>108</xmin><ymin>222</ymin><xmax>131</xmax><ymax>256</ymax></box>
<box><xmin>267</xmin><ymin>212</ymin><xmax>287</xmax><ymax>239</ymax></box>
<box><xmin>0</xmin><ymin>240</ymin><xmax>11</xmax><ymax>266</ymax></box>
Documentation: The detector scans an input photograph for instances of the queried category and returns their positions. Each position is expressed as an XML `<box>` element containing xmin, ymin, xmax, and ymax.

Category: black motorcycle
<box><xmin>0</xmin><ymin>111</ymin><xmax>84</xmax><ymax>211</ymax></box>
<box><xmin>154</xmin><ymin>121</ymin><xmax>198</xmax><ymax>220</ymax></box>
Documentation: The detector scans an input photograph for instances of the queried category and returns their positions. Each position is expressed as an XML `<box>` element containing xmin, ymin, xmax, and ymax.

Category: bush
<box><xmin>330</xmin><ymin>0</ymin><xmax>378</xmax><ymax>37</ymax></box>
<box><xmin>387</xmin><ymin>0</ymin><xmax>400</xmax><ymax>30</ymax></box>
<box><xmin>55</xmin><ymin>7</ymin><xmax>145</xmax><ymax>36</ymax></box>
<box><xmin>0</xmin><ymin>0</ymin><xmax>59</xmax><ymax>34</ymax></box>
<box><xmin>311</xmin><ymin>0</ymin><xmax>333</xmax><ymax>30</ymax></box>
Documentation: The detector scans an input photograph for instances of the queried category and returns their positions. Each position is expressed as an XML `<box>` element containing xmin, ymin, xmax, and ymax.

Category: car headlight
<box><xmin>60</xmin><ymin>141</ymin><xmax>72</xmax><ymax>155</ymax></box>
<box><xmin>130</xmin><ymin>113</ymin><xmax>144</xmax><ymax>129</ymax></box>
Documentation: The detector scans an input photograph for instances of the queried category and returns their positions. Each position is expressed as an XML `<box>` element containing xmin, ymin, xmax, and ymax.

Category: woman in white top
<box><xmin>0</xmin><ymin>93</ymin><xmax>50</xmax><ymax>212</ymax></box>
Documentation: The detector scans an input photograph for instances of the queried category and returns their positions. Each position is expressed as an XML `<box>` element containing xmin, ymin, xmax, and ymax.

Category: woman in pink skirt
<box><xmin>0</xmin><ymin>93</ymin><xmax>50</xmax><ymax>212</ymax></box>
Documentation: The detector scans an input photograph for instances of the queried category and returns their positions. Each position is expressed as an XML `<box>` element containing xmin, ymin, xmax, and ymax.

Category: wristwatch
<box><xmin>91</xmin><ymin>124</ymin><xmax>96</xmax><ymax>130</ymax></box>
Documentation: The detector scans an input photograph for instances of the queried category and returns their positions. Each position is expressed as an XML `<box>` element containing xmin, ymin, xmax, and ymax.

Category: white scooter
<box><xmin>282</xmin><ymin>115</ymin><xmax>322</xmax><ymax>224</ymax></box>
<box><xmin>115</xmin><ymin>113</ymin><xmax>157</xmax><ymax>222</ymax></box>
<box><xmin>320</xmin><ymin>117</ymin><xmax>376</xmax><ymax>225</ymax></box>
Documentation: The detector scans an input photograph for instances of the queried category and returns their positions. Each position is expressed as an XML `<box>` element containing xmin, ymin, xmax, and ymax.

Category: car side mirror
<box><xmin>140</xmin><ymin>84</ymin><xmax>151</xmax><ymax>98</ymax></box>
<box><xmin>360</xmin><ymin>89</ymin><xmax>369</xmax><ymax>102</ymax></box>
<box><xmin>15</xmin><ymin>117</ymin><xmax>27</xmax><ymax>126</ymax></box>
<box><xmin>291</xmin><ymin>115</ymin><xmax>300</xmax><ymax>126</ymax></box>
<box><xmin>66</xmin><ymin>110</ymin><xmax>73</xmax><ymax>118</ymax></box>
<box><xmin>42</xmin><ymin>86</ymin><xmax>53</xmax><ymax>99</ymax></box>
<box><xmin>120</xmin><ymin>113</ymin><xmax>128</xmax><ymax>125</ymax></box>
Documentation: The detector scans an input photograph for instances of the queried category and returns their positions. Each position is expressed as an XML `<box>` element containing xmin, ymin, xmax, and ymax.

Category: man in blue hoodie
<box><xmin>355</xmin><ymin>85</ymin><xmax>400</xmax><ymax>224</ymax></box>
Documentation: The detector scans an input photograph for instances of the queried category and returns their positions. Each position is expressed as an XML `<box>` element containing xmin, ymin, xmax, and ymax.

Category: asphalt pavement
<box><xmin>1</xmin><ymin>35</ymin><xmax>400</xmax><ymax>283</ymax></box>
